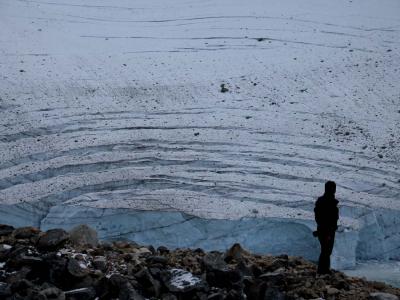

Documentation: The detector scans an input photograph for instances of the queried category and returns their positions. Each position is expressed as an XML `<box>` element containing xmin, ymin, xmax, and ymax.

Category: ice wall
<box><xmin>0</xmin><ymin>200</ymin><xmax>392</xmax><ymax>270</ymax></box>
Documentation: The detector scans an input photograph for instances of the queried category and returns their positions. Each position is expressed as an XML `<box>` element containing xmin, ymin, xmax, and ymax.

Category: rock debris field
<box><xmin>0</xmin><ymin>224</ymin><xmax>400</xmax><ymax>300</ymax></box>
<box><xmin>0</xmin><ymin>0</ymin><xmax>399</xmax><ymax>271</ymax></box>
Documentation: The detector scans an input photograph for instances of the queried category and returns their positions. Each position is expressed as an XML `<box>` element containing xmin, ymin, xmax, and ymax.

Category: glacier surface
<box><xmin>0</xmin><ymin>0</ymin><xmax>399</xmax><ymax>271</ymax></box>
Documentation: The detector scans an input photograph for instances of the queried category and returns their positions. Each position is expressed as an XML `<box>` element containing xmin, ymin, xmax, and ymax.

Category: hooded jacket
<box><xmin>314</xmin><ymin>194</ymin><xmax>339</xmax><ymax>233</ymax></box>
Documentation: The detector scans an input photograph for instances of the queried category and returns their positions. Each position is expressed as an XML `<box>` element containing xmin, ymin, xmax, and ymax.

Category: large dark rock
<box><xmin>161</xmin><ymin>293</ymin><xmax>178</xmax><ymax>300</ymax></box>
<box><xmin>119</xmin><ymin>283</ymin><xmax>145</xmax><ymax>300</ymax></box>
<box><xmin>226</xmin><ymin>289</ymin><xmax>245</xmax><ymax>300</ymax></box>
<box><xmin>135</xmin><ymin>267</ymin><xmax>162</xmax><ymax>298</ymax></box>
<box><xmin>37</xmin><ymin>229</ymin><xmax>69</xmax><ymax>251</ymax></box>
<box><xmin>10</xmin><ymin>279</ymin><xmax>33</xmax><ymax>297</ymax></box>
<box><xmin>263</xmin><ymin>287</ymin><xmax>286</xmax><ymax>300</ymax></box>
<box><xmin>235</xmin><ymin>261</ymin><xmax>256</xmax><ymax>278</ymax></box>
<box><xmin>39</xmin><ymin>287</ymin><xmax>66</xmax><ymax>300</ymax></box>
<box><xmin>203</xmin><ymin>252</ymin><xmax>242</xmax><ymax>289</ymax></box>
<box><xmin>0</xmin><ymin>282</ymin><xmax>11</xmax><ymax>298</ymax></box>
<box><xmin>44</xmin><ymin>253</ymin><xmax>69</xmax><ymax>287</ymax></box>
<box><xmin>0</xmin><ymin>243</ymin><xmax>13</xmax><ymax>261</ymax></box>
<box><xmin>157</xmin><ymin>246</ymin><xmax>170</xmax><ymax>255</ymax></box>
<box><xmin>147</xmin><ymin>255</ymin><xmax>168</xmax><ymax>266</ymax></box>
<box><xmin>92</xmin><ymin>256</ymin><xmax>107</xmax><ymax>272</ymax></box>
<box><xmin>68</xmin><ymin>225</ymin><xmax>98</xmax><ymax>248</ymax></box>
<box><xmin>67</xmin><ymin>258</ymin><xmax>89</xmax><ymax>278</ymax></box>
<box><xmin>12</xmin><ymin>227</ymin><xmax>40</xmax><ymax>240</ymax></box>
<box><xmin>109</xmin><ymin>274</ymin><xmax>145</xmax><ymax>300</ymax></box>
<box><xmin>6</xmin><ymin>245</ymin><xmax>44</xmax><ymax>275</ymax></box>
<box><xmin>203</xmin><ymin>252</ymin><xmax>228</xmax><ymax>273</ymax></box>
<box><xmin>245</xmin><ymin>280</ymin><xmax>268</xmax><ymax>300</ymax></box>
<box><xmin>224</xmin><ymin>243</ymin><xmax>248</xmax><ymax>263</ymax></box>
<box><xmin>0</xmin><ymin>224</ymin><xmax>14</xmax><ymax>237</ymax></box>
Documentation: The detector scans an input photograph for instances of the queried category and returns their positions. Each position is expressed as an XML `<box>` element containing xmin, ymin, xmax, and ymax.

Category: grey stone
<box><xmin>67</xmin><ymin>258</ymin><xmax>89</xmax><ymax>278</ymax></box>
<box><xmin>203</xmin><ymin>252</ymin><xmax>228</xmax><ymax>272</ymax></box>
<box><xmin>224</xmin><ymin>243</ymin><xmax>247</xmax><ymax>262</ymax></box>
<box><xmin>12</xmin><ymin>226</ymin><xmax>40</xmax><ymax>239</ymax></box>
<box><xmin>40</xmin><ymin>287</ymin><xmax>66</xmax><ymax>300</ymax></box>
<box><xmin>119</xmin><ymin>283</ymin><xmax>145</xmax><ymax>300</ymax></box>
<box><xmin>162</xmin><ymin>293</ymin><xmax>178</xmax><ymax>300</ymax></box>
<box><xmin>37</xmin><ymin>229</ymin><xmax>69</xmax><ymax>251</ymax></box>
<box><xmin>92</xmin><ymin>256</ymin><xmax>107</xmax><ymax>272</ymax></box>
<box><xmin>68</xmin><ymin>224</ymin><xmax>98</xmax><ymax>248</ymax></box>
<box><xmin>264</xmin><ymin>286</ymin><xmax>286</xmax><ymax>300</ymax></box>
<box><xmin>0</xmin><ymin>224</ymin><xmax>14</xmax><ymax>236</ymax></box>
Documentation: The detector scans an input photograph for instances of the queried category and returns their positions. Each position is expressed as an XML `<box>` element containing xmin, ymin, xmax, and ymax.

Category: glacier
<box><xmin>0</xmin><ymin>0</ymin><xmax>399</xmax><ymax>278</ymax></box>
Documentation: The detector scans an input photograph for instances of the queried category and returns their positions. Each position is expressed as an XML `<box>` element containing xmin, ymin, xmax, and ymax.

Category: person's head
<box><xmin>325</xmin><ymin>181</ymin><xmax>336</xmax><ymax>195</ymax></box>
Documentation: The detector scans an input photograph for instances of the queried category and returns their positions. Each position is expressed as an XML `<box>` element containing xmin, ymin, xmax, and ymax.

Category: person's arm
<box><xmin>314</xmin><ymin>200</ymin><xmax>322</xmax><ymax>226</ymax></box>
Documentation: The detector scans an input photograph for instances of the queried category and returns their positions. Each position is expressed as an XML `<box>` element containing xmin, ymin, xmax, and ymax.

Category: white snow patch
<box><xmin>1</xmin><ymin>245</ymin><xmax>12</xmax><ymax>250</ymax></box>
<box><xmin>79</xmin><ymin>262</ymin><xmax>88</xmax><ymax>269</ymax></box>
<box><xmin>169</xmin><ymin>268</ymin><xmax>201</xmax><ymax>290</ymax></box>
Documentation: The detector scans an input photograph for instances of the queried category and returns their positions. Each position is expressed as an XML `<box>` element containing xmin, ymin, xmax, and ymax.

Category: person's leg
<box><xmin>318</xmin><ymin>234</ymin><xmax>330</xmax><ymax>274</ymax></box>
<box><xmin>326</xmin><ymin>232</ymin><xmax>335</xmax><ymax>271</ymax></box>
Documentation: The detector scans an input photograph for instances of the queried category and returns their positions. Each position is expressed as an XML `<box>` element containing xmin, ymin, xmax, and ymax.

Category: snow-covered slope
<box><xmin>0</xmin><ymin>0</ymin><xmax>399</xmax><ymax>269</ymax></box>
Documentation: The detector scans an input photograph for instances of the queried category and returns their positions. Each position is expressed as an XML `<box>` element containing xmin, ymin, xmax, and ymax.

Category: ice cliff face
<box><xmin>0</xmin><ymin>0</ymin><xmax>399</xmax><ymax>270</ymax></box>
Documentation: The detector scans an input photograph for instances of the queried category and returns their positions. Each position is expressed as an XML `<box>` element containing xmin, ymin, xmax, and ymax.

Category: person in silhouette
<box><xmin>314</xmin><ymin>181</ymin><xmax>339</xmax><ymax>275</ymax></box>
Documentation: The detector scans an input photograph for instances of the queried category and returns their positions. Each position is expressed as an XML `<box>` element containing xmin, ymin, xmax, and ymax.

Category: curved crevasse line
<box><xmin>0</xmin><ymin>158</ymin><xmax>237</xmax><ymax>190</ymax></box>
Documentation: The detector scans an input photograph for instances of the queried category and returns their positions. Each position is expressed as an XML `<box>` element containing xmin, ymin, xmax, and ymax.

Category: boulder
<box><xmin>327</xmin><ymin>287</ymin><xmax>340</xmax><ymax>295</ymax></box>
<box><xmin>264</xmin><ymin>286</ymin><xmax>286</xmax><ymax>300</ymax></box>
<box><xmin>147</xmin><ymin>255</ymin><xmax>168</xmax><ymax>265</ymax></box>
<box><xmin>203</xmin><ymin>252</ymin><xmax>228</xmax><ymax>273</ymax></box>
<box><xmin>0</xmin><ymin>224</ymin><xmax>14</xmax><ymax>237</ymax></box>
<box><xmin>68</xmin><ymin>225</ymin><xmax>98</xmax><ymax>248</ymax></box>
<box><xmin>6</xmin><ymin>245</ymin><xmax>44</xmax><ymax>271</ymax></box>
<box><xmin>12</xmin><ymin>226</ymin><xmax>40</xmax><ymax>240</ymax></box>
<box><xmin>109</xmin><ymin>274</ymin><xmax>145</xmax><ymax>300</ymax></box>
<box><xmin>40</xmin><ymin>287</ymin><xmax>66</xmax><ymax>300</ymax></box>
<box><xmin>10</xmin><ymin>279</ymin><xmax>33</xmax><ymax>296</ymax></box>
<box><xmin>245</xmin><ymin>280</ymin><xmax>267</xmax><ymax>300</ymax></box>
<box><xmin>224</xmin><ymin>243</ymin><xmax>248</xmax><ymax>263</ymax></box>
<box><xmin>0</xmin><ymin>244</ymin><xmax>12</xmax><ymax>261</ymax></box>
<box><xmin>203</xmin><ymin>252</ymin><xmax>241</xmax><ymax>289</ymax></box>
<box><xmin>37</xmin><ymin>229</ymin><xmax>69</xmax><ymax>251</ymax></box>
<box><xmin>161</xmin><ymin>293</ymin><xmax>178</xmax><ymax>300</ymax></box>
<box><xmin>92</xmin><ymin>256</ymin><xmax>107</xmax><ymax>272</ymax></box>
<box><xmin>44</xmin><ymin>254</ymin><xmax>68</xmax><ymax>287</ymax></box>
<box><xmin>157</xmin><ymin>246</ymin><xmax>170</xmax><ymax>255</ymax></box>
<box><xmin>67</xmin><ymin>258</ymin><xmax>89</xmax><ymax>278</ymax></box>
<box><xmin>135</xmin><ymin>267</ymin><xmax>162</xmax><ymax>297</ymax></box>
<box><xmin>118</xmin><ymin>283</ymin><xmax>145</xmax><ymax>300</ymax></box>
